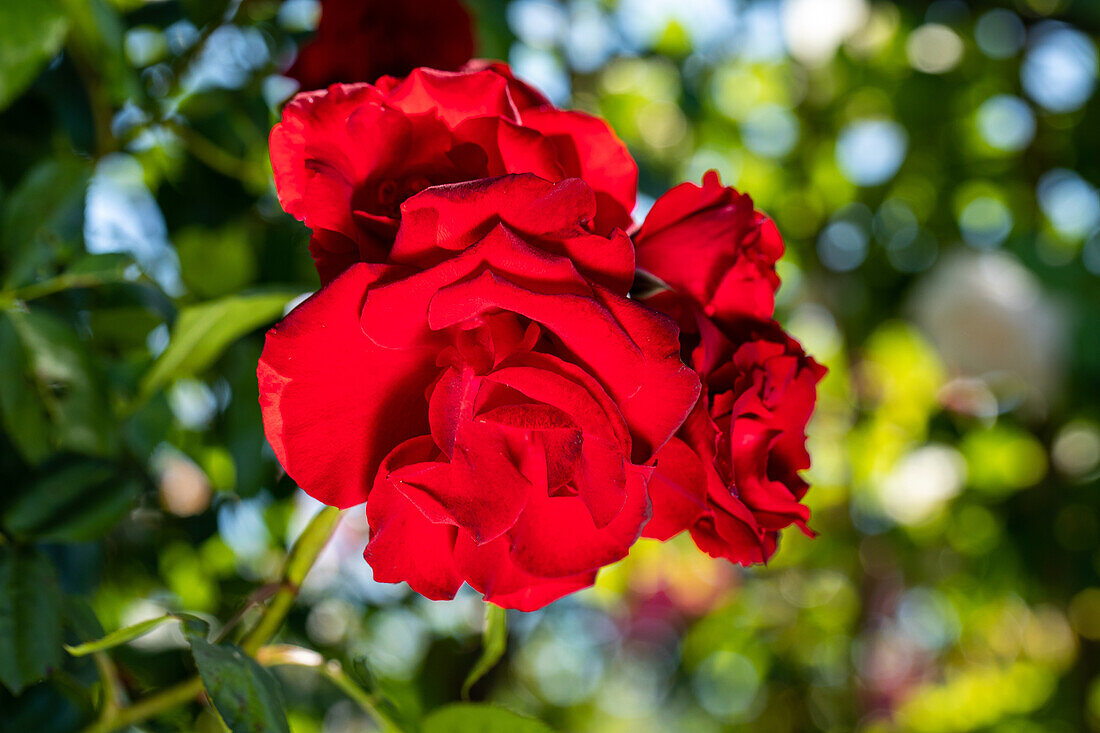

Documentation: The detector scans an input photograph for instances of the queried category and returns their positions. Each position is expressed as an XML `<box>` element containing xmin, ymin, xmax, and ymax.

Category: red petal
<box><xmin>452</xmin><ymin>117</ymin><xmax>565</xmax><ymax>180</ymax></box>
<box><xmin>365</xmin><ymin>437</ymin><xmax>463</xmax><ymax>599</ymax></box>
<box><xmin>392</xmin><ymin>175</ymin><xmax>633</xmax><ymax>292</ymax></box>
<box><xmin>486</xmin><ymin>354</ymin><xmax>630</xmax><ymax>449</ymax></box>
<box><xmin>385</xmin><ymin>67</ymin><xmax>518</xmax><ymax>128</ymax></box>
<box><xmin>390</xmin><ymin>417</ymin><xmax>534</xmax><ymax>544</ymax></box>
<box><xmin>258</xmin><ymin>263</ymin><xmax>437</xmax><ymax>508</ymax></box>
<box><xmin>454</xmin><ymin>533</ymin><xmax>596</xmax><ymax>611</ymax></box>
<box><xmin>643</xmin><ymin>436</ymin><xmax>708</xmax><ymax>541</ymax></box>
<box><xmin>461</xmin><ymin>60</ymin><xmax>553</xmax><ymax>110</ymax></box>
<box><xmin>635</xmin><ymin>170</ymin><xmax>782</xmax><ymax>324</ymax></box>
<box><xmin>508</xmin><ymin>465</ymin><xmax>650</xmax><ymax>578</ymax></box>
<box><xmin>591</xmin><ymin>291</ymin><xmax>701</xmax><ymax>461</ymax></box>
<box><xmin>522</xmin><ymin>109</ymin><xmax>638</xmax><ymax>234</ymax></box>
<box><xmin>271</xmin><ymin>86</ymin><xmax>404</xmax><ymax>236</ymax></box>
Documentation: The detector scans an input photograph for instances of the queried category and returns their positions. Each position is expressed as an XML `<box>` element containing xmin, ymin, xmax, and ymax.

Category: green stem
<box><xmin>79</xmin><ymin>507</ymin><xmax>342</xmax><ymax>733</ymax></box>
<box><xmin>255</xmin><ymin>645</ymin><xmax>402</xmax><ymax>732</ymax></box>
<box><xmin>82</xmin><ymin>677</ymin><xmax>205</xmax><ymax>733</ymax></box>
<box><xmin>91</xmin><ymin>651</ymin><xmax>126</xmax><ymax>718</ymax></box>
<box><xmin>461</xmin><ymin>603</ymin><xmax>508</xmax><ymax>699</ymax></box>
<box><xmin>8</xmin><ymin>273</ymin><xmax>128</xmax><ymax>303</ymax></box>
<box><xmin>163</xmin><ymin>119</ymin><xmax>253</xmax><ymax>183</ymax></box>
<box><xmin>240</xmin><ymin>506</ymin><xmax>342</xmax><ymax>654</ymax></box>
<box><xmin>322</xmin><ymin>661</ymin><xmax>398</xmax><ymax>732</ymax></box>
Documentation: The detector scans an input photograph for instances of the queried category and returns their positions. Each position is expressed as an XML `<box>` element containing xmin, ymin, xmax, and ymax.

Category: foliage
<box><xmin>0</xmin><ymin>0</ymin><xmax>1097</xmax><ymax>732</ymax></box>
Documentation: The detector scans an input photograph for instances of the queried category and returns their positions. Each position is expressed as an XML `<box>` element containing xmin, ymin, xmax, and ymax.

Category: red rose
<box><xmin>634</xmin><ymin>170</ymin><xmax>783</xmax><ymax>327</ymax></box>
<box><xmin>634</xmin><ymin>172</ymin><xmax>824</xmax><ymax>565</ymax></box>
<box><xmin>258</xmin><ymin>175</ymin><xmax>698</xmax><ymax>609</ymax></box>
<box><xmin>270</xmin><ymin>65</ymin><xmax>637</xmax><ymax>284</ymax></box>
<box><xmin>644</xmin><ymin>321</ymin><xmax>825</xmax><ymax>564</ymax></box>
<box><xmin>288</xmin><ymin>0</ymin><xmax>475</xmax><ymax>90</ymax></box>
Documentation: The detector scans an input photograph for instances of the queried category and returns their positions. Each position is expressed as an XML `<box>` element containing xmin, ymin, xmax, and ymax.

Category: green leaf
<box><xmin>7</xmin><ymin>252</ymin><xmax>138</xmax><ymax>302</ymax></box>
<box><xmin>0</xmin><ymin>158</ymin><xmax>90</xmax><ymax>289</ymax></box>
<box><xmin>64</xmin><ymin>614</ymin><xmax>179</xmax><ymax>657</ymax></box>
<box><xmin>188</xmin><ymin>635</ymin><xmax>290</xmax><ymax>733</ymax></box>
<box><xmin>0</xmin><ymin>309</ymin><xmax>116</xmax><ymax>459</ymax></box>
<box><xmin>462</xmin><ymin>604</ymin><xmax>508</xmax><ymax>699</ymax></box>
<box><xmin>4</xmin><ymin>460</ymin><xmax>140</xmax><ymax>542</ymax></box>
<box><xmin>62</xmin><ymin>596</ymin><xmax>105</xmax><ymax>645</ymax></box>
<box><xmin>0</xmin><ymin>546</ymin><xmax>64</xmax><ymax>694</ymax></box>
<box><xmin>55</xmin><ymin>0</ymin><xmax>137</xmax><ymax>107</ymax></box>
<box><xmin>139</xmin><ymin>290</ymin><xmax>300</xmax><ymax>399</ymax></box>
<box><xmin>177</xmin><ymin>224</ymin><xmax>258</xmax><ymax>299</ymax></box>
<box><xmin>0</xmin><ymin>0</ymin><xmax>69</xmax><ymax>111</ymax></box>
<box><xmin>423</xmin><ymin>704</ymin><xmax>553</xmax><ymax>733</ymax></box>
<box><xmin>0</xmin><ymin>314</ymin><xmax>52</xmax><ymax>464</ymax></box>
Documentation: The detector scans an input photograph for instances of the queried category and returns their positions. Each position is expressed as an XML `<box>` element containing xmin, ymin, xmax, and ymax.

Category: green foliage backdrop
<box><xmin>0</xmin><ymin>1</ymin><xmax>1098</xmax><ymax>731</ymax></box>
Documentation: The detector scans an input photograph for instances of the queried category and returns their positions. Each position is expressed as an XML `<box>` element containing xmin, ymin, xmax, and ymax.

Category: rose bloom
<box><xmin>634</xmin><ymin>172</ymin><xmax>825</xmax><ymax>564</ymax></box>
<box><xmin>258</xmin><ymin>175</ymin><xmax>698</xmax><ymax>610</ymax></box>
<box><xmin>288</xmin><ymin>0</ymin><xmax>475</xmax><ymax>90</ymax></box>
<box><xmin>271</xmin><ymin>64</ymin><xmax>637</xmax><ymax>283</ymax></box>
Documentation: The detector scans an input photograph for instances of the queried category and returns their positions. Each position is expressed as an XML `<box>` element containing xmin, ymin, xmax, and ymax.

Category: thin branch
<box><xmin>79</xmin><ymin>507</ymin><xmax>343</xmax><ymax>733</ymax></box>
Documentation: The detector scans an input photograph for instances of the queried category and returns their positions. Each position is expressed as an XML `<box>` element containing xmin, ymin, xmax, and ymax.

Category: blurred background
<box><xmin>1</xmin><ymin>0</ymin><xmax>1098</xmax><ymax>731</ymax></box>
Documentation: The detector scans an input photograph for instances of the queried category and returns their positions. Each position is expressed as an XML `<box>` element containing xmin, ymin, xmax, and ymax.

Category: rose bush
<box><xmin>258</xmin><ymin>174</ymin><xmax>698</xmax><ymax>609</ymax></box>
<box><xmin>634</xmin><ymin>173</ymin><xmax>826</xmax><ymax>565</ymax></box>
<box><xmin>270</xmin><ymin>65</ymin><xmax>637</xmax><ymax>283</ymax></box>
<box><xmin>288</xmin><ymin>0</ymin><xmax>475</xmax><ymax>90</ymax></box>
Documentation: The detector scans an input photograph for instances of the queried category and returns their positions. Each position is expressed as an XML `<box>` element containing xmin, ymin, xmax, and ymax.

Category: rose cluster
<box><xmin>260</xmin><ymin>60</ymin><xmax>823</xmax><ymax>609</ymax></box>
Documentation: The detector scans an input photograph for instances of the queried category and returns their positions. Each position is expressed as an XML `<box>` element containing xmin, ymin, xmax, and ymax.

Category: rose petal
<box><xmin>389</xmin><ymin>418</ymin><xmax>534</xmax><ymax>544</ymax></box>
<box><xmin>365</xmin><ymin>438</ymin><xmax>463</xmax><ymax>599</ymax></box>
<box><xmin>522</xmin><ymin>109</ymin><xmax>637</xmax><ymax>234</ymax></box>
<box><xmin>454</xmin><ymin>533</ymin><xmax>596</xmax><ymax>611</ymax></box>
<box><xmin>508</xmin><ymin>465</ymin><xmax>650</xmax><ymax>578</ymax></box>
<box><xmin>635</xmin><ymin>170</ymin><xmax>782</xmax><ymax>324</ymax></box>
<box><xmin>643</xmin><ymin>436</ymin><xmax>708</xmax><ymax>541</ymax></box>
<box><xmin>258</xmin><ymin>263</ymin><xmax>437</xmax><ymax>507</ymax></box>
<box><xmin>385</xmin><ymin>67</ymin><xmax>518</xmax><ymax>128</ymax></box>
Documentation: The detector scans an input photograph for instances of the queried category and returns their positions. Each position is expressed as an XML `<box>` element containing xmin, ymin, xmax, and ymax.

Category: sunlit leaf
<box><xmin>0</xmin><ymin>0</ymin><xmax>68</xmax><ymax>111</ymax></box>
<box><xmin>177</xmin><ymin>224</ymin><xmax>258</xmax><ymax>299</ymax></box>
<box><xmin>64</xmin><ymin>614</ymin><xmax>179</xmax><ymax>656</ymax></box>
<box><xmin>0</xmin><ymin>547</ymin><xmax>63</xmax><ymax>694</ymax></box>
<box><xmin>423</xmin><ymin>704</ymin><xmax>553</xmax><ymax>733</ymax></box>
<box><xmin>139</xmin><ymin>290</ymin><xmax>300</xmax><ymax>399</ymax></box>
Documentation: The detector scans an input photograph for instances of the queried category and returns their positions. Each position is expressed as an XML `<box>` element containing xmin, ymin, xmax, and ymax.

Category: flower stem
<box><xmin>80</xmin><ymin>506</ymin><xmax>343</xmax><ymax>733</ymax></box>
<box><xmin>240</xmin><ymin>506</ymin><xmax>342</xmax><ymax>654</ymax></box>
<box><xmin>82</xmin><ymin>677</ymin><xmax>205</xmax><ymax>733</ymax></box>
<box><xmin>256</xmin><ymin>644</ymin><xmax>403</xmax><ymax>732</ymax></box>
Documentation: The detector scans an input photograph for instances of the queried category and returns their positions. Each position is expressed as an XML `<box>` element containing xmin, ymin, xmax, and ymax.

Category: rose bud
<box><xmin>634</xmin><ymin>170</ymin><xmax>783</xmax><ymax>328</ymax></box>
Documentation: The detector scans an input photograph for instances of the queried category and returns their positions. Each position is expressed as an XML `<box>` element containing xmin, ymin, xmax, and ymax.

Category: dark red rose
<box><xmin>643</xmin><ymin>320</ymin><xmax>825</xmax><ymax>564</ymax></box>
<box><xmin>634</xmin><ymin>170</ymin><xmax>783</xmax><ymax>327</ymax></box>
<box><xmin>288</xmin><ymin>0</ymin><xmax>475</xmax><ymax>90</ymax></box>
<box><xmin>634</xmin><ymin>172</ymin><xmax>824</xmax><ymax>565</ymax></box>
<box><xmin>258</xmin><ymin>175</ymin><xmax>698</xmax><ymax>609</ymax></box>
<box><xmin>270</xmin><ymin>65</ymin><xmax>637</xmax><ymax>284</ymax></box>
